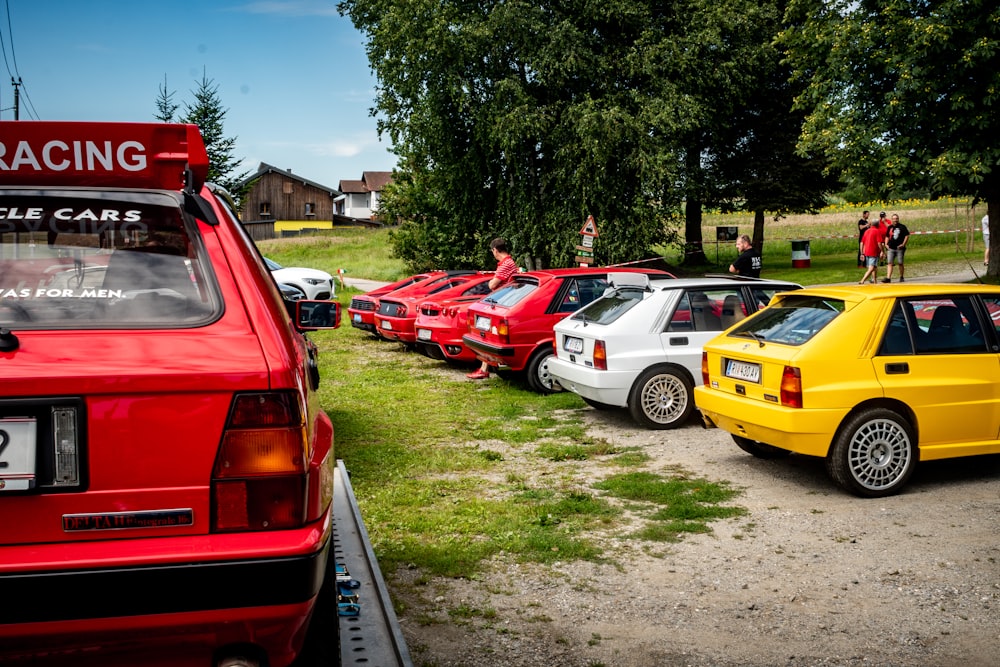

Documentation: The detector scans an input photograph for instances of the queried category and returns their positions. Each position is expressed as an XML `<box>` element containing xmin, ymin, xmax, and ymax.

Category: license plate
<box><xmin>564</xmin><ymin>336</ymin><xmax>584</xmax><ymax>354</ymax></box>
<box><xmin>380</xmin><ymin>320</ymin><xmax>392</xmax><ymax>331</ymax></box>
<box><xmin>724</xmin><ymin>358</ymin><xmax>761</xmax><ymax>383</ymax></box>
<box><xmin>0</xmin><ymin>417</ymin><xmax>38</xmax><ymax>491</ymax></box>
<box><xmin>352</xmin><ymin>313</ymin><xmax>361</xmax><ymax>323</ymax></box>
<box><xmin>475</xmin><ymin>315</ymin><xmax>491</xmax><ymax>331</ymax></box>
<box><xmin>417</xmin><ymin>328</ymin><xmax>432</xmax><ymax>341</ymax></box>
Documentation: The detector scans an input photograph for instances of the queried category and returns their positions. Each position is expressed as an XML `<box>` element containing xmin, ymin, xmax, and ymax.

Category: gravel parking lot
<box><xmin>394</xmin><ymin>407</ymin><xmax>1000</xmax><ymax>667</ymax></box>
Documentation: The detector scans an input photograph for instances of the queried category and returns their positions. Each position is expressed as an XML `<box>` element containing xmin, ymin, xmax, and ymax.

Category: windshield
<box><xmin>0</xmin><ymin>191</ymin><xmax>220</xmax><ymax>329</ymax></box>
<box><xmin>729</xmin><ymin>295</ymin><xmax>844</xmax><ymax>345</ymax></box>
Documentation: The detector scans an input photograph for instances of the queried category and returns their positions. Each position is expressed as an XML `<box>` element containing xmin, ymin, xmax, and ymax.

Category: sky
<box><xmin>1</xmin><ymin>0</ymin><xmax>398</xmax><ymax>189</ymax></box>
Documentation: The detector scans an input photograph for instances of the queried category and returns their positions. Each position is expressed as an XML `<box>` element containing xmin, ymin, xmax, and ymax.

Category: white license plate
<box><xmin>352</xmin><ymin>313</ymin><xmax>362</xmax><ymax>323</ymax></box>
<box><xmin>725</xmin><ymin>359</ymin><xmax>761</xmax><ymax>383</ymax></box>
<box><xmin>380</xmin><ymin>320</ymin><xmax>392</xmax><ymax>331</ymax></box>
<box><xmin>564</xmin><ymin>336</ymin><xmax>584</xmax><ymax>354</ymax></box>
<box><xmin>417</xmin><ymin>328</ymin><xmax>432</xmax><ymax>341</ymax></box>
<box><xmin>0</xmin><ymin>417</ymin><xmax>38</xmax><ymax>491</ymax></box>
<box><xmin>475</xmin><ymin>315</ymin><xmax>491</xmax><ymax>331</ymax></box>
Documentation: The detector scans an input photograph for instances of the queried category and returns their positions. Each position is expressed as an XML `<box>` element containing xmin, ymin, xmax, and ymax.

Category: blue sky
<box><xmin>2</xmin><ymin>0</ymin><xmax>397</xmax><ymax>188</ymax></box>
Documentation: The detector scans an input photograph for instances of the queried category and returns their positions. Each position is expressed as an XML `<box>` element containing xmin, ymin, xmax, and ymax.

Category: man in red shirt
<box><xmin>859</xmin><ymin>222</ymin><xmax>885</xmax><ymax>284</ymax></box>
<box><xmin>468</xmin><ymin>238</ymin><xmax>517</xmax><ymax>379</ymax></box>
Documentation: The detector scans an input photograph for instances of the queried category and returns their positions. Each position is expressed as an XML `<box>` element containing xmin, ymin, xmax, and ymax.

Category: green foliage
<box><xmin>781</xmin><ymin>0</ymin><xmax>1000</xmax><ymax>220</ymax></box>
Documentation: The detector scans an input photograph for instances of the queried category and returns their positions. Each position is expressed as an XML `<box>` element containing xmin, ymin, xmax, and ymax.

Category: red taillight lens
<box><xmin>780</xmin><ymin>366</ymin><xmax>802</xmax><ymax>408</ymax></box>
<box><xmin>701</xmin><ymin>351</ymin><xmax>709</xmax><ymax>385</ymax></box>
<box><xmin>212</xmin><ymin>392</ymin><xmax>308</xmax><ymax>532</ymax></box>
<box><xmin>593</xmin><ymin>340</ymin><xmax>607</xmax><ymax>370</ymax></box>
<box><xmin>496</xmin><ymin>319</ymin><xmax>509</xmax><ymax>342</ymax></box>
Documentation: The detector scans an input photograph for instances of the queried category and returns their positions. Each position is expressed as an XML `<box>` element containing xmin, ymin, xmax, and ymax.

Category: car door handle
<box><xmin>884</xmin><ymin>362</ymin><xmax>909</xmax><ymax>374</ymax></box>
<box><xmin>669</xmin><ymin>337</ymin><xmax>688</xmax><ymax>346</ymax></box>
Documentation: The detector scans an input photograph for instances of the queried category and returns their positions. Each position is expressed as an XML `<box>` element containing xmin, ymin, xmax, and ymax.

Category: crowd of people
<box><xmin>857</xmin><ymin>210</ymin><xmax>910</xmax><ymax>284</ymax></box>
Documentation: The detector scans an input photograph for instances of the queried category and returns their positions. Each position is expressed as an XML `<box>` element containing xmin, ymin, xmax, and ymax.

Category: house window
<box><xmin>283</xmin><ymin>182</ymin><xmax>293</xmax><ymax>194</ymax></box>
<box><xmin>259</xmin><ymin>202</ymin><xmax>271</xmax><ymax>218</ymax></box>
<box><xmin>305</xmin><ymin>202</ymin><xmax>315</xmax><ymax>217</ymax></box>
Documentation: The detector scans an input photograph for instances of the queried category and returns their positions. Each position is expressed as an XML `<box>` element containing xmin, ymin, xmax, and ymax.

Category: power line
<box><xmin>4</xmin><ymin>0</ymin><xmax>19</xmax><ymax>78</ymax></box>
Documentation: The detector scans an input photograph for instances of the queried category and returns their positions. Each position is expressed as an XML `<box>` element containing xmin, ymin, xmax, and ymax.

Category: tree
<box><xmin>781</xmin><ymin>0</ymin><xmax>1000</xmax><ymax>273</ymax></box>
<box><xmin>154</xmin><ymin>74</ymin><xmax>179</xmax><ymax>122</ymax></box>
<box><xmin>344</xmin><ymin>0</ymin><xmax>833</xmax><ymax>272</ymax></box>
<box><xmin>179</xmin><ymin>69</ymin><xmax>250</xmax><ymax>202</ymax></box>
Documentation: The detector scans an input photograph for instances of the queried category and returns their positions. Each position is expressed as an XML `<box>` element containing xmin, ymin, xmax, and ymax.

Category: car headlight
<box><xmin>304</xmin><ymin>278</ymin><xmax>326</xmax><ymax>285</ymax></box>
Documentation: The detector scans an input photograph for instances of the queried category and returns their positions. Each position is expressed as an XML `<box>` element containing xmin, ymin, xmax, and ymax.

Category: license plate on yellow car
<box><xmin>724</xmin><ymin>358</ymin><xmax>761</xmax><ymax>383</ymax></box>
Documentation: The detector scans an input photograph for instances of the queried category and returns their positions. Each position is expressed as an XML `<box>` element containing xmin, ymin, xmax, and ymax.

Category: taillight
<box><xmin>496</xmin><ymin>318</ymin><xmax>509</xmax><ymax>342</ymax></box>
<box><xmin>780</xmin><ymin>366</ymin><xmax>802</xmax><ymax>408</ymax></box>
<box><xmin>211</xmin><ymin>392</ymin><xmax>308</xmax><ymax>532</ymax></box>
<box><xmin>593</xmin><ymin>340</ymin><xmax>607</xmax><ymax>370</ymax></box>
<box><xmin>701</xmin><ymin>351</ymin><xmax>709</xmax><ymax>385</ymax></box>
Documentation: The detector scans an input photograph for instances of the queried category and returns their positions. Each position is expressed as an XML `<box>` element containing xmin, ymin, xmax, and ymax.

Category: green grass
<box><xmin>293</xmin><ymin>199</ymin><xmax>990</xmax><ymax>580</ymax></box>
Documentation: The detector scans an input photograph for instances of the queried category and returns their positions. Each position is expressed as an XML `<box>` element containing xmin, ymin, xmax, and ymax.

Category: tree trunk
<box><xmin>684</xmin><ymin>198</ymin><xmax>707</xmax><ymax>264</ymax></box>
<box><xmin>752</xmin><ymin>210</ymin><xmax>765</xmax><ymax>252</ymax></box>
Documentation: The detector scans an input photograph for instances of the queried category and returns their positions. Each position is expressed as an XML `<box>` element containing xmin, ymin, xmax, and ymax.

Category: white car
<box><xmin>549</xmin><ymin>274</ymin><xmax>801</xmax><ymax>429</ymax></box>
<box><xmin>265</xmin><ymin>257</ymin><xmax>335</xmax><ymax>300</ymax></box>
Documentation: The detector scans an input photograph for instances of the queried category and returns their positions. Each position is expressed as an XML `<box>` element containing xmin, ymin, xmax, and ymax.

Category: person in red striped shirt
<box><xmin>467</xmin><ymin>238</ymin><xmax>518</xmax><ymax>379</ymax></box>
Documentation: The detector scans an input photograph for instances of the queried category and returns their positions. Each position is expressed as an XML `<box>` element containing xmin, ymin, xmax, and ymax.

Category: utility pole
<box><xmin>12</xmin><ymin>77</ymin><xmax>21</xmax><ymax>120</ymax></box>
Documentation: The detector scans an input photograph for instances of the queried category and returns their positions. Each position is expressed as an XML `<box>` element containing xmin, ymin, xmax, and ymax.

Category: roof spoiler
<box><xmin>606</xmin><ymin>272</ymin><xmax>651</xmax><ymax>290</ymax></box>
<box><xmin>0</xmin><ymin>121</ymin><xmax>209</xmax><ymax>192</ymax></box>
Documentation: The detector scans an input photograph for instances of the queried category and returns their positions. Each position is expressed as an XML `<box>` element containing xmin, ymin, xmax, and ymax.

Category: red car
<box><xmin>413</xmin><ymin>283</ymin><xmax>497</xmax><ymax>364</ymax></box>
<box><xmin>0</xmin><ymin>122</ymin><xmax>341</xmax><ymax>666</ymax></box>
<box><xmin>374</xmin><ymin>270</ymin><xmax>482</xmax><ymax>344</ymax></box>
<box><xmin>463</xmin><ymin>267</ymin><xmax>671</xmax><ymax>393</ymax></box>
<box><xmin>348</xmin><ymin>272</ymin><xmax>435</xmax><ymax>335</ymax></box>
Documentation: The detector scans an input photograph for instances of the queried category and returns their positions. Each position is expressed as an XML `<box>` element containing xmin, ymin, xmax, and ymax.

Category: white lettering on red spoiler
<box><xmin>0</xmin><ymin>140</ymin><xmax>147</xmax><ymax>173</ymax></box>
<box><xmin>0</xmin><ymin>122</ymin><xmax>209</xmax><ymax>191</ymax></box>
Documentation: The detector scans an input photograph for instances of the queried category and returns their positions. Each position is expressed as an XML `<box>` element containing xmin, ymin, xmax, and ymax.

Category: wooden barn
<box><xmin>239</xmin><ymin>163</ymin><xmax>341</xmax><ymax>229</ymax></box>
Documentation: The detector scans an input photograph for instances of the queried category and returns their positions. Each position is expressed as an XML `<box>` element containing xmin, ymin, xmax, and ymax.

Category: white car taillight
<box><xmin>593</xmin><ymin>340</ymin><xmax>608</xmax><ymax>370</ymax></box>
<box><xmin>211</xmin><ymin>392</ymin><xmax>309</xmax><ymax>532</ymax></box>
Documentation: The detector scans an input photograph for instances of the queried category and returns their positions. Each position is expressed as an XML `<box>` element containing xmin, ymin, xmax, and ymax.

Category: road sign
<box><xmin>579</xmin><ymin>215</ymin><xmax>599</xmax><ymax>237</ymax></box>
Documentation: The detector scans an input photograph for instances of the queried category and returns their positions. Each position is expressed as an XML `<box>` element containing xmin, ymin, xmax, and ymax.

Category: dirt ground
<box><xmin>390</xmin><ymin>408</ymin><xmax>1000</xmax><ymax>667</ymax></box>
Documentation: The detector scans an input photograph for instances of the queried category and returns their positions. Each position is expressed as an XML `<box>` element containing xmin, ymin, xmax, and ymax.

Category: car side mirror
<box><xmin>296</xmin><ymin>300</ymin><xmax>341</xmax><ymax>330</ymax></box>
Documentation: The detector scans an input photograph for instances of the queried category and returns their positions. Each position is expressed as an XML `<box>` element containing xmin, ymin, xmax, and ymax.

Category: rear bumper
<box><xmin>0</xmin><ymin>535</ymin><xmax>329</xmax><ymax>625</ymax></box>
<box><xmin>547</xmin><ymin>358</ymin><xmax>632</xmax><ymax>406</ymax></box>
<box><xmin>693</xmin><ymin>386</ymin><xmax>839</xmax><ymax>457</ymax></box>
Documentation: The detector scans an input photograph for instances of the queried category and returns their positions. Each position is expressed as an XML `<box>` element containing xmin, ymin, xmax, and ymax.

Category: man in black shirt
<box><xmin>729</xmin><ymin>234</ymin><xmax>761</xmax><ymax>278</ymax></box>
<box><xmin>857</xmin><ymin>210</ymin><xmax>870</xmax><ymax>266</ymax></box>
<box><xmin>882</xmin><ymin>213</ymin><xmax>909</xmax><ymax>282</ymax></box>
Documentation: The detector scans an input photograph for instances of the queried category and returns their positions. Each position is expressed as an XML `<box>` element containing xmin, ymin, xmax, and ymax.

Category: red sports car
<box><xmin>374</xmin><ymin>271</ymin><xmax>483</xmax><ymax>344</ymax></box>
<box><xmin>0</xmin><ymin>122</ymin><xmax>341</xmax><ymax>666</ymax></box>
<box><xmin>348</xmin><ymin>272</ymin><xmax>435</xmax><ymax>335</ymax></box>
<box><xmin>463</xmin><ymin>267</ymin><xmax>671</xmax><ymax>393</ymax></box>
<box><xmin>413</xmin><ymin>286</ymin><xmax>497</xmax><ymax>364</ymax></box>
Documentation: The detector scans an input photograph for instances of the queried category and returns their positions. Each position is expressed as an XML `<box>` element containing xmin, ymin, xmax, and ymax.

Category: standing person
<box><xmin>882</xmin><ymin>213</ymin><xmax>909</xmax><ymax>283</ymax></box>
<box><xmin>467</xmin><ymin>238</ymin><xmax>518</xmax><ymax>380</ymax></box>
<box><xmin>728</xmin><ymin>234</ymin><xmax>762</xmax><ymax>277</ymax></box>
<box><xmin>859</xmin><ymin>221</ymin><xmax>885</xmax><ymax>284</ymax></box>
<box><xmin>983</xmin><ymin>213</ymin><xmax>990</xmax><ymax>266</ymax></box>
<box><xmin>857</xmin><ymin>210</ymin><xmax>871</xmax><ymax>266</ymax></box>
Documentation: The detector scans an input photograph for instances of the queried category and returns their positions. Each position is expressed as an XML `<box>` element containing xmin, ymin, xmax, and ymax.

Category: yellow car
<box><xmin>694</xmin><ymin>284</ymin><xmax>1000</xmax><ymax>497</ymax></box>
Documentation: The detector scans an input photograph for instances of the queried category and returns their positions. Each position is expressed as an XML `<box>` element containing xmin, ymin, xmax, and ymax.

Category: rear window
<box><xmin>728</xmin><ymin>295</ymin><xmax>844</xmax><ymax>345</ymax></box>
<box><xmin>481</xmin><ymin>280</ymin><xmax>538</xmax><ymax>307</ymax></box>
<box><xmin>570</xmin><ymin>287</ymin><xmax>644</xmax><ymax>325</ymax></box>
<box><xmin>0</xmin><ymin>191</ymin><xmax>220</xmax><ymax>329</ymax></box>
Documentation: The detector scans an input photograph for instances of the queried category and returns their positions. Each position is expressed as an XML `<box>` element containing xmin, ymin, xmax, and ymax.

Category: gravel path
<box><xmin>392</xmin><ymin>411</ymin><xmax>1000</xmax><ymax>667</ymax></box>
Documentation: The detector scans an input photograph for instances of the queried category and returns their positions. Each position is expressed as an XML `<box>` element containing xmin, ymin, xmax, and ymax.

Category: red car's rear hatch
<box><xmin>0</xmin><ymin>327</ymin><xmax>269</xmax><ymax>547</ymax></box>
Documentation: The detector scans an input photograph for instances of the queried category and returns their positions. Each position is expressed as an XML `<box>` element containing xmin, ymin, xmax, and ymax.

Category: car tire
<box><xmin>826</xmin><ymin>407</ymin><xmax>916</xmax><ymax>497</ymax></box>
<box><xmin>526</xmin><ymin>348</ymin><xmax>562</xmax><ymax>394</ymax></box>
<box><xmin>732</xmin><ymin>434</ymin><xmax>791</xmax><ymax>459</ymax></box>
<box><xmin>627</xmin><ymin>365</ymin><xmax>693</xmax><ymax>430</ymax></box>
<box><xmin>581</xmin><ymin>397</ymin><xmax>616</xmax><ymax>411</ymax></box>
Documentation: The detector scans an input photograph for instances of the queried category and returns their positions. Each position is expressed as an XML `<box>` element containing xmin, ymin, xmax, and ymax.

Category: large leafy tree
<box><xmin>340</xmin><ymin>0</ymin><xmax>692</xmax><ymax>270</ymax></box>
<box><xmin>341</xmin><ymin>0</ymin><xmax>831</xmax><ymax>271</ymax></box>
<box><xmin>781</xmin><ymin>0</ymin><xmax>1000</xmax><ymax>272</ymax></box>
